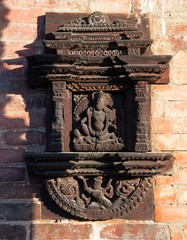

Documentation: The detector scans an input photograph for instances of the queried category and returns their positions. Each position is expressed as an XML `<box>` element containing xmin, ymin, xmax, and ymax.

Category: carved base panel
<box><xmin>45</xmin><ymin>176</ymin><xmax>152</xmax><ymax>220</ymax></box>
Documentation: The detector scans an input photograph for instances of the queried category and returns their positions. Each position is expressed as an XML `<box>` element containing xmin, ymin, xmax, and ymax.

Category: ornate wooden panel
<box><xmin>26</xmin><ymin>12</ymin><xmax>173</xmax><ymax>220</ymax></box>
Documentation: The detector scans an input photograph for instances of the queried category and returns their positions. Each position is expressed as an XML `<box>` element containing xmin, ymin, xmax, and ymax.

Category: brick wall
<box><xmin>0</xmin><ymin>0</ymin><xmax>187</xmax><ymax>239</ymax></box>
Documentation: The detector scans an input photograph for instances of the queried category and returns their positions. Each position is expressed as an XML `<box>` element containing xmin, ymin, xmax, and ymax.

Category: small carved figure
<box><xmin>73</xmin><ymin>91</ymin><xmax>124</xmax><ymax>151</ymax></box>
<box><xmin>78</xmin><ymin>176</ymin><xmax>113</xmax><ymax>209</ymax></box>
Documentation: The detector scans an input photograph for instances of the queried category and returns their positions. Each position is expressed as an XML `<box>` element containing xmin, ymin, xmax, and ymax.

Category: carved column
<box><xmin>135</xmin><ymin>81</ymin><xmax>151</xmax><ymax>152</ymax></box>
<box><xmin>49</xmin><ymin>81</ymin><xmax>66</xmax><ymax>151</ymax></box>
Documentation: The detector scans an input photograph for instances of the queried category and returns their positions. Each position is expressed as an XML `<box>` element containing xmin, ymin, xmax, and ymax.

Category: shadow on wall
<box><xmin>0</xmin><ymin>1</ymin><xmax>46</xmax><ymax>239</ymax></box>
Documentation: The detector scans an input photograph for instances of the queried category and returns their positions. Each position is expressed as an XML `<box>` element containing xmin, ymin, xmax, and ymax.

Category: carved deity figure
<box><xmin>73</xmin><ymin>91</ymin><xmax>124</xmax><ymax>151</ymax></box>
<box><xmin>79</xmin><ymin>176</ymin><xmax>113</xmax><ymax>209</ymax></box>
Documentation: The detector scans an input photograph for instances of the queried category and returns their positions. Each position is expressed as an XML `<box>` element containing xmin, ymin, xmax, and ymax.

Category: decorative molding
<box><xmin>45</xmin><ymin>176</ymin><xmax>153</xmax><ymax>220</ymax></box>
<box><xmin>57</xmin><ymin>11</ymin><xmax>138</xmax><ymax>32</ymax></box>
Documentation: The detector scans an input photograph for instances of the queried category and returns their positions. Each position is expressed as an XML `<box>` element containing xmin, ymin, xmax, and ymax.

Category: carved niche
<box><xmin>26</xmin><ymin>12</ymin><xmax>173</xmax><ymax>220</ymax></box>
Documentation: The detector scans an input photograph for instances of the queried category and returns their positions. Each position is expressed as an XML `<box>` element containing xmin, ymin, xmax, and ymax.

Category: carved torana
<box><xmin>26</xmin><ymin>12</ymin><xmax>173</xmax><ymax>221</ymax></box>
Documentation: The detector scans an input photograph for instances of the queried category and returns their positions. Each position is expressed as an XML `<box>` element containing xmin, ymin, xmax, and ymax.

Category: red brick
<box><xmin>133</xmin><ymin>1</ymin><xmax>142</xmax><ymax>13</ymax></box>
<box><xmin>29</xmin><ymin>111</ymin><xmax>45</xmax><ymax>128</ymax></box>
<box><xmin>2</xmin><ymin>24</ymin><xmax>38</xmax><ymax>42</ymax></box>
<box><xmin>7</xmin><ymin>9</ymin><xmax>45</xmax><ymax>23</ymax></box>
<box><xmin>154</xmin><ymin>186</ymin><xmax>176</xmax><ymax>204</ymax></box>
<box><xmin>2</xmin><ymin>42</ymin><xmax>43</xmax><ymax>59</ymax></box>
<box><xmin>31</xmin><ymin>223</ymin><xmax>92</xmax><ymax>240</ymax></box>
<box><xmin>170</xmin><ymin>50</ymin><xmax>187</xmax><ymax>68</ymax></box>
<box><xmin>0</xmin><ymin>201</ymin><xmax>41</xmax><ymax>221</ymax></box>
<box><xmin>174</xmin><ymin>152</ymin><xmax>187</xmax><ymax>167</ymax></box>
<box><xmin>0</xmin><ymin>148</ymin><xmax>24</xmax><ymax>163</ymax></box>
<box><xmin>174</xmin><ymin>169</ymin><xmax>187</xmax><ymax>185</ymax></box>
<box><xmin>169</xmin><ymin>225</ymin><xmax>183</xmax><ymax>240</ymax></box>
<box><xmin>155</xmin><ymin>205</ymin><xmax>187</xmax><ymax>222</ymax></box>
<box><xmin>0</xmin><ymin>113</ymin><xmax>30</xmax><ymax>129</ymax></box>
<box><xmin>151</xmin><ymin>36</ymin><xmax>186</xmax><ymax>55</ymax></box>
<box><xmin>0</xmin><ymin>184</ymin><xmax>40</xmax><ymax>199</ymax></box>
<box><xmin>152</xmin><ymin>85</ymin><xmax>187</xmax><ymax>101</ymax></box>
<box><xmin>155</xmin><ymin>175</ymin><xmax>175</xmax><ymax>186</ymax></box>
<box><xmin>165</xmin><ymin>101</ymin><xmax>187</xmax><ymax>118</ymax></box>
<box><xmin>183</xmin><ymin>225</ymin><xmax>187</xmax><ymax>239</ymax></box>
<box><xmin>26</xmin><ymin>94</ymin><xmax>46</xmax><ymax>109</ymax></box>
<box><xmin>176</xmin><ymin>186</ymin><xmax>187</xmax><ymax>204</ymax></box>
<box><xmin>170</xmin><ymin>67</ymin><xmax>187</xmax><ymax>85</ymax></box>
<box><xmin>152</xmin><ymin>134</ymin><xmax>187</xmax><ymax>151</ymax></box>
<box><xmin>89</xmin><ymin>0</ymin><xmax>131</xmax><ymax>13</ymax></box>
<box><xmin>5</xmin><ymin>131</ymin><xmax>45</xmax><ymax>145</ymax></box>
<box><xmin>151</xmin><ymin>100</ymin><xmax>164</xmax><ymax>117</ymax></box>
<box><xmin>0</xmin><ymin>167</ymin><xmax>26</xmax><ymax>182</ymax></box>
<box><xmin>0</xmin><ymin>225</ymin><xmax>27</xmax><ymax>240</ymax></box>
<box><xmin>100</xmin><ymin>222</ymin><xmax>170</xmax><ymax>239</ymax></box>
<box><xmin>0</xmin><ymin>94</ymin><xmax>26</xmax><ymax>114</ymax></box>
<box><xmin>152</xmin><ymin>117</ymin><xmax>172</xmax><ymax>134</ymax></box>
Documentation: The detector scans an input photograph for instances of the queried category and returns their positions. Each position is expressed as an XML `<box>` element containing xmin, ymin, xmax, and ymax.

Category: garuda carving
<box><xmin>46</xmin><ymin>176</ymin><xmax>152</xmax><ymax>220</ymax></box>
<box><xmin>73</xmin><ymin>91</ymin><xmax>124</xmax><ymax>151</ymax></box>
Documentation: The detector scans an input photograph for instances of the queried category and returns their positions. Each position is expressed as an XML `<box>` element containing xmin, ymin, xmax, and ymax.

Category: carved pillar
<box><xmin>135</xmin><ymin>81</ymin><xmax>151</xmax><ymax>152</ymax></box>
<box><xmin>49</xmin><ymin>81</ymin><xmax>66</xmax><ymax>151</ymax></box>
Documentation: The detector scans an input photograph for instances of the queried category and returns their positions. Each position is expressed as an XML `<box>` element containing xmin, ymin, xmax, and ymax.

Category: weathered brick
<box><xmin>155</xmin><ymin>205</ymin><xmax>187</xmax><ymax>222</ymax></box>
<box><xmin>174</xmin><ymin>169</ymin><xmax>187</xmax><ymax>185</ymax></box>
<box><xmin>0</xmin><ymin>148</ymin><xmax>24</xmax><ymax>163</ymax></box>
<box><xmin>152</xmin><ymin>85</ymin><xmax>187</xmax><ymax>101</ymax></box>
<box><xmin>2</xmin><ymin>42</ymin><xmax>43</xmax><ymax>59</ymax></box>
<box><xmin>174</xmin><ymin>151</ymin><xmax>187</xmax><ymax>167</ymax></box>
<box><xmin>152</xmin><ymin>134</ymin><xmax>187</xmax><ymax>151</ymax></box>
<box><xmin>183</xmin><ymin>225</ymin><xmax>187</xmax><ymax>239</ymax></box>
<box><xmin>0</xmin><ymin>94</ymin><xmax>26</xmax><ymax>114</ymax></box>
<box><xmin>7</xmin><ymin>9</ymin><xmax>45</xmax><ymax>23</ymax></box>
<box><xmin>176</xmin><ymin>186</ymin><xmax>187</xmax><ymax>204</ymax></box>
<box><xmin>152</xmin><ymin>117</ymin><xmax>172</xmax><ymax>134</ymax></box>
<box><xmin>0</xmin><ymin>167</ymin><xmax>26</xmax><ymax>182</ymax></box>
<box><xmin>31</xmin><ymin>223</ymin><xmax>92</xmax><ymax>240</ymax></box>
<box><xmin>89</xmin><ymin>0</ymin><xmax>131</xmax><ymax>13</ymax></box>
<box><xmin>29</xmin><ymin>111</ymin><xmax>45</xmax><ymax>128</ymax></box>
<box><xmin>151</xmin><ymin>100</ymin><xmax>164</xmax><ymax>117</ymax></box>
<box><xmin>155</xmin><ymin>175</ymin><xmax>175</xmax><ymax>186</ymax></box>
<box><xmin>2</xmin><ymin>24</ymin><xmax>39</xmax><ymax>42</ymax></box>
<box><xmin>170</xmin><ymin>50</ymin><xmax>187</xmax><ymax>68</ymax></box>
<box><xmin>0</xmin><ymin>184</ymin><xmax>40</xmax><ymax>199</ymax></box>
<box><xmin>0</xmin><ymin>113</ymin><xmax>30</xmax><ymax>129</ymax></box>
<box><xmin>170</xmin><ymin>67</ymin><xmax>187</xmax><ymax>85</ymax></box>
<box><xmin>151</xmin><ymin>36</ymin><xmax>186</xmax><ymax>55</ymax></box>
<box><xmin>25</xmin><ymin>94</ymin><xmax>46</xmax><ymax>109</ymax></box>
<box><xmin>0</xmin><ymin>201</ymin><xmax>41</xmax><ymax>221</ymax></box>
<box><xmin>0</xmin><ymin>224</ymin><xmax>27</xmax><ymax>240</ymax></box>
<box><xmin>100</xmin><ymin>222</ymin><xmax>170</xmax><ymax>239</ymax></box>
<box><xmin>154</xmin><ymin>186</ymin><xmax>176</xmax><ymax>204</ymax></box>
<box><xmin>169</xmin><ymin>225</ymin><xmax>183</xmax><ymax>240</ymax></box>
<box><xmin>165</xmin><ymin>101</ymin><xmax>187</xmax><ymax>118</ymax></box>
<box><xmin>5</xmin><ymin>131</ymin><xmax>45</xmax><ymax>145</ymax></box>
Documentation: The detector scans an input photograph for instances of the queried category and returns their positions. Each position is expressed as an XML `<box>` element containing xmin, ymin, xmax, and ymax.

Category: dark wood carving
<box><xmin>26</xmin><ymin>12</ymin><xmax>173</xmax><ymax>220</ymax></box>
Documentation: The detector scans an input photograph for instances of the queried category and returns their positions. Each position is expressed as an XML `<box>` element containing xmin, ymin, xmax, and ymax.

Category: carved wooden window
<box><xmin>27</xmin><ymin>12</ymin><xmax>173</xmax><ymax>220</ymax></box>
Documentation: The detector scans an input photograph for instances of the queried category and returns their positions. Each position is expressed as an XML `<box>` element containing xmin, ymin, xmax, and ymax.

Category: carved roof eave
<box><xmin>26</xmin><ymin>152</ymin><xmax>173</xmax><ymax>177</ymax></box>
<box><xmin>27</xmin><ymin>54</ymin><xmax>172</xmax><ymax>88</ymax></box>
